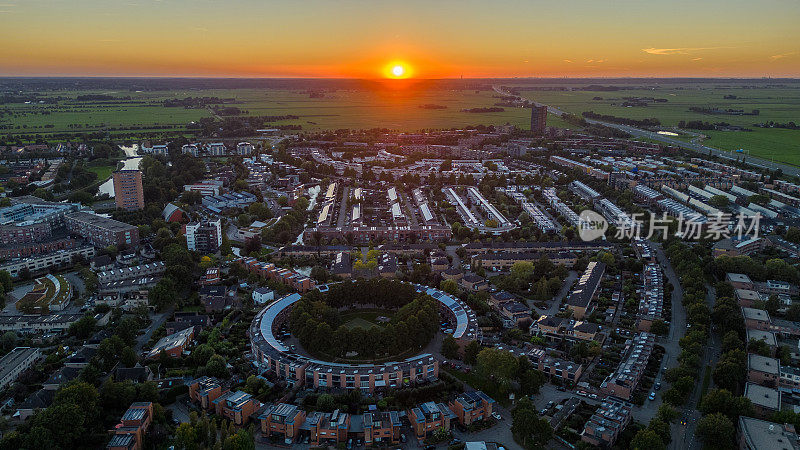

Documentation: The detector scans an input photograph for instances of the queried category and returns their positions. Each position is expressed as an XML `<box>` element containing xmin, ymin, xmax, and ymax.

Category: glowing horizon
<box><xmin>1</xmin><ymin>0</ymin><xmax>799</xmax><ymax>78</ymax></box>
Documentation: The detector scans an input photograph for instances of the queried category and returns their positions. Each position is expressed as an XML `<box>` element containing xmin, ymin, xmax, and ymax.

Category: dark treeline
<box><xmin>163</xmin><ymin>96</ymin><xmax>236</xmax><ymax>107</ymax></box>
<box><xmin>75</xmin><ymin>94</ymin><xmax>131</xmax><ymax>101</ymax></box>
<box><xmin>582</xmin><ymin>111</ymin><xmax>661</xmax><ymax>127</ymax></box>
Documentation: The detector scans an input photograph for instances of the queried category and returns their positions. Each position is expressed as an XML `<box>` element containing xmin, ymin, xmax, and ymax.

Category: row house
<box><xmin>237</xmin><ymin>257</ymin><xmax>314</xmax><ymax>293</ymax></box>
<box><xmin>256</xmin><ymin>403</ymin><xmax>306</xmax><ymax>444</ymax></box>
<box><xmin>188</xmin><ymin>377</ymin><xmax>260</xmax><ymax>425</ymax></box>
<box><xmin>448</xmin><ymin>391</ymin><xmax>495</xmax><ymax>426</ymax></box>
<box><xmin>363</xmin><ymin>411</ymin><xmax>402</xmax><ymax>445</ymax></box>
<box><xmin>212</xmin><ymin>390</ymin><xmax>260</xmax><ymax>426</ymax></box>
<box><xmin>528</xmin><ymin>348</ymin><xmax>584</xmax><ymax>385</ymax></box>
<box><xmin>106</xmin><ymin>402</ymin><xmax>153</xmax><ymax>450</ymax></box>
<box><xmin>581</xmin><ymin>398</ymin><xmax>632</xmax><ymax>448</ymax></box>
<box><xmin>306</xmin><ymin>410</ymin><xmax>350</xmax><ymax>446</ymax></box>
<box><xmin>407</xmin><ymin>402</ymin><xmax>456</xmax><ymax>440</ymax></box>
<box><xmin>535</xmin><ymin>315</ymin><xmax>601</xmax><ymax>342</ymax></box>
<box><xmin>599</xmin><ymin>332</ymin><xmax>655</xmax><ymax>400</ymax></box>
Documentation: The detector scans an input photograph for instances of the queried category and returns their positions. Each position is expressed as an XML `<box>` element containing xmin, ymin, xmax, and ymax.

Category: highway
<box><xmin>492</xmin><ymin>85</ymin><xmax>800</xmax><ymax>177</ymax></box>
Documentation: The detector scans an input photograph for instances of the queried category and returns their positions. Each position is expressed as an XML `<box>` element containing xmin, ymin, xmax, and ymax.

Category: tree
<box><xmin>476</xmin><ymin>348</ymin><xmax>518</xmax><ymax>393</ymax></box>
<box><xmin>439</xmin><ymin>279</ymin><xmax>458</xmax><ymax>295</ymax></box>
<box><xmin>464</xmin><ymin>340</ymin><xmax>482</xmax><ymax>365</ymax></box>
<box><xmin>316</xmin><ymin>394</ymin><xmax>336</xmax><ymax>412</ymax></box>
<box><xmin>148</xmin><ymin>277</ymin><xmax>177</xmax><ymax>311</ymax></box>
<box><xmin>68</xmin><ymin>315</ymin><xmax>97</xmax><ymax>339</ymax></box>
<box><xmin>511</xmin><ymin>397</ymin><xmax>552</xmax><ymax>449</ymax></box>
<box><xmin>786</xmin><ymin>227</ymin><xmax>800</xmax><ymax>244</ymax></box>
<box><xmin>650</xmin><ymin>319</ymin><xmax>669</xmax><ymax>336</ymax></box>
<box><xmin>175</xmin><ymin>422</ymin><xmax>199</xmax><ymax>449</ymax></box>
<box><xmin>519</xmin><ymin>369</ymin><xmax>546</xmax><ymax>395</ymax></box>
<box><xmin>764</xmin><ymin>295</ymin><xmax>781</xmax><ymax>316</ymax></box>
<box><xmin>708</xmin><ymin>195</ymin><xmax>730</xmax><ymax>208</ymax></box>
<box><xmin>223</xmin><ymin>429</ymin><xmax>255</xmax><ymax>450</ymax></box>
<box><xmin>441</xmin><ymin>335</ymin><xmax>460</xmax><ymax>360</ymax></box>
<box><xmin>1</xmin><ymin>331</ymin><xmax>17</xmax><ymax>351</ymax></box>
<box><xmin>713</xmin><ymin>349</ymin><xmax>747</xmax><ymax>393</ymax></box>
<box><xmin>699</xmin><ymin>389</ymin><xmax>754</xmax><ymax>420</ymax></box>
<box><xmin>205</xmin><ymin>355</ymin><xmax>229</xmax><ymax>378</ymax></box>
<box><xmin>0</xmin><ymin>270</ymin><xmax>12</xmax><ymax>293</ymax></box>
<box><xmin>630</xmin><ymin>428</ymin><xmax>666</xmax><ymax>450</ymax></box>
<box><xmin>696</xmin><ymin>413</ymin><xmax>735</xmax><ymax>449</ymax></box>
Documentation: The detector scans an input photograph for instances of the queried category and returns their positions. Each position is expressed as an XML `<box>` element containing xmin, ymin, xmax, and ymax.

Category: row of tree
<box><xmin>289</xmin><ymin>280</ymin><xmax>439</xmax><ymax>358</ymax></box>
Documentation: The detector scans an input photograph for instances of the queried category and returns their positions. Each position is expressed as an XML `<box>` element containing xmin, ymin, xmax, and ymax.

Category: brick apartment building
<box><xmin>407</xmin><ymin>402</ymin><xmax>456</xmax><ymax>440</ymax></box>
<box><xmin>113</xmin><ymin>169</ymin><xmax>145</xmax><ymax>211</ymax></box>
<box><xmin>256</xmin><ymin>403</ymin><xmax>307</xmax><ymax>443</ymax></box>
<box><xmin>448</xmin><ymin>391</ymin><xmax>495</xmax><ymax>426</ymax></box>
<box><xmin>65</xmin><ymin>211</ymin><xmax>140</xmax><ymax>248</ymax></box>
<box><xmin>106</xmin><ymin>402</ymin><xmax>153</xmax><ymax>450</ymax></box>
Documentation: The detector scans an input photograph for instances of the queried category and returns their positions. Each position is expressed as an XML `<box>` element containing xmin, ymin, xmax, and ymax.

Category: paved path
<box><xmin>530</xmin><ymin>271</ymin><xmax>578</xmax><ymax>316</ymax></box>
<box><xmin>135</xmin><ymin>309</ymin><xmax>172</xmax><ymax>353</ymax></box>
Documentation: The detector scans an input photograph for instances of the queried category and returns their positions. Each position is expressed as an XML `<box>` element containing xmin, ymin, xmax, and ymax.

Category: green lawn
<box><xmin>85</xmin><ymin>164</ymin><xmax>117</xmax><ymax>182</ymax></box>
<box><xmin>343</xmin><ymin>317</ymin><xmax>381</xmax><ymax>330</ymax></box>
<box><xmin>339</xmin><ymin>308</ymin><xmax>392</xmax><ymax>330</ymax></box>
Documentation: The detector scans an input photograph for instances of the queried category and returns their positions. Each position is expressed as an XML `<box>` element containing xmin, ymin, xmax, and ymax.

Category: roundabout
<box><xmin>249</xmin><ymin>279</ymin><xmax>481</xmax><ymax>392</ymax></box>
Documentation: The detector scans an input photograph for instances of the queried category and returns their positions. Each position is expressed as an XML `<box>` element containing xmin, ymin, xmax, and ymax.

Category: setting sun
<box><xmin>384</xmin><ymin>61</ymin><xmax>412</xmax><ymax>79</ymax></box>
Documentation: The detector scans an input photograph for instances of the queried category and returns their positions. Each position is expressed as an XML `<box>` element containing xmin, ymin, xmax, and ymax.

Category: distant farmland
<box><xmin>2</xmin><ymin>78</ymin><xmax>798</xmax><ymax>165</ymax></box>
<box><xmin>0</xmin><ymin>87</ymin><xmax>537</xmax><ymax>137</ymax></box>
<box><xmin>513</xmin><ymin>82</ymin><xmax>800</xmax><ymax>165</ymax></box>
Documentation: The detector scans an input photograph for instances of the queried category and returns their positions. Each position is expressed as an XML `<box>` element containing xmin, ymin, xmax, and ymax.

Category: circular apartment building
<box><xmin>249</xmin><ymin>283</ymin><xmax>481</xmax><ymax>392</ymax></box>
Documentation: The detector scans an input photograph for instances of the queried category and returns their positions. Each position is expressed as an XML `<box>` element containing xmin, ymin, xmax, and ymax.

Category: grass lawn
<box><xmin>343</xmin><ymin>317</ymin><xmax>381</xmax><ymax>330</ymax></box>
<box><xmin>86</xmin><ymin>164</ymin><xmax>117</xmax><ymax>182</ymax></box>
<box><xmin>339</xmin><ymin>308</ymin><xmax>393</xmax><ymax>330</ymax></box>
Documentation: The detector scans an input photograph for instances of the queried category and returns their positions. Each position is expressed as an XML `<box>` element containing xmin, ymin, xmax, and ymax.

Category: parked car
<box><xmin>492</xmin><ymin>412</ymin><xmax>502</xmax><ymax>421</ymax></box>
<box><xmin>649</xmin><ymin>392</ymin><xmax>656</xmax><ymax>401</ymax></box>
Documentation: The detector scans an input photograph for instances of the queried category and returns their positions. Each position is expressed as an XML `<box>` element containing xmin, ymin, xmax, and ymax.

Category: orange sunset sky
<box><xmin>1</xmin><ymin>0</ymin><xmax>799</xmax><ymax>78</ymax></box>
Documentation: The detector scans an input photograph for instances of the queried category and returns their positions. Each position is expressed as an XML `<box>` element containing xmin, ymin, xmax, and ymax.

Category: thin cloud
<box><xmin>692</xmin><ymin>57</ymin><xmax>703</xmax><ymax>61</ymax></box>
<box><xmin>771</xmin><ymin>52</ymin><xmax>797</xmax><ymax>60</ymax></box>
<box><xmin>563</xmin><ymin>59</ymin><xmax>573</xmax><ymax>63</ymax></box>
<box><xmin>642</xmin><ymin>46</ymin><xmax>730</xmax><ymax>55</ymax></box>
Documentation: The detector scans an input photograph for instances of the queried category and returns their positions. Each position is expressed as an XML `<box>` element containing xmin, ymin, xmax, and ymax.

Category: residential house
<box><xmin>448</xmin><ymin>391</ymin><xmax>495</xmax><ymax>426</ymax></box>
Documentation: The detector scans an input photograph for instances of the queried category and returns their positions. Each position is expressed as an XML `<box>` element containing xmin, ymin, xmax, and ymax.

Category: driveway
<box><xmin>135</xmin><ymin>309</ymin><xmax>172</xmax><ymax>353</ymax></box>
<box><xmin>530</xmin><ymin>271</ymin><xmax>578</xmax><ymax>316</ymax></box>
<box><xmin>452</xmin><ymin>403</ymin><xmax>521</xmax><ymax>450</ymax></box>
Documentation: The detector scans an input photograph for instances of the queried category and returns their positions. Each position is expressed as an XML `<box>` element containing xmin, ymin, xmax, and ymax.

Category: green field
<box><xmin>1</xmin><ymin>87</ymin><xmax>535</xmax><ymax>136</ymax></box>
<box><xmin>4</xmin><ymin>79</ymin><xmax>799</xmax><ymax>165</ymax></box>
<box><xmin>512</xmin><ymin>83</ymin><xmax>800</xmax><ymax>165</ymax></box>
<box><xmin>85</xmin><ymin>164</ymin><xmax>117</xmax><ymax>182</ymax></box>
